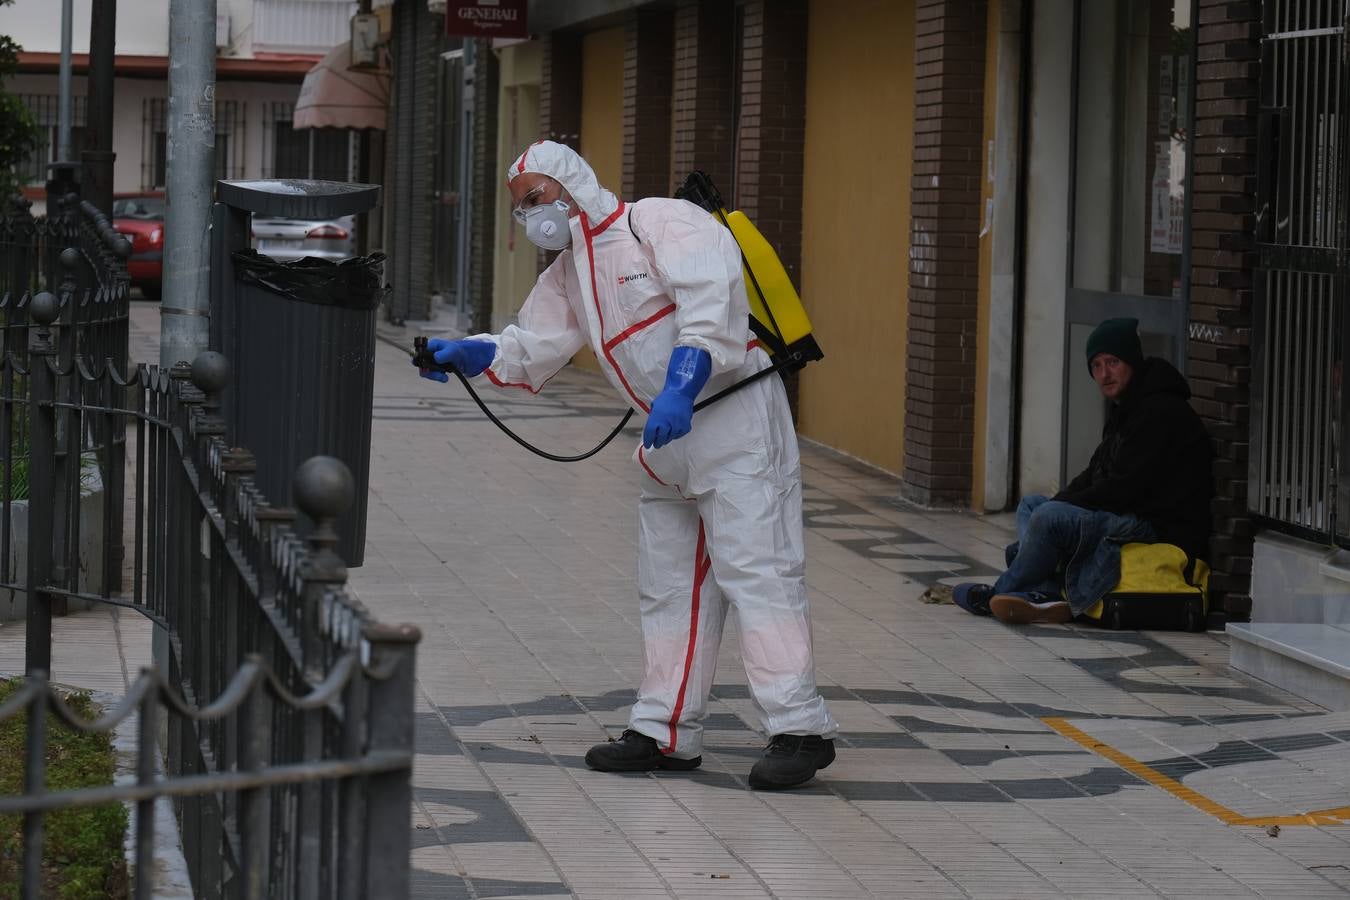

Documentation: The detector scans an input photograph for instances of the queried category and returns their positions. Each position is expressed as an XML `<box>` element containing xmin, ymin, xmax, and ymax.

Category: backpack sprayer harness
<box><xmin>409</xmin><ymin>171</ymin><xmax>823</xmax><ymax>463</ymax></box>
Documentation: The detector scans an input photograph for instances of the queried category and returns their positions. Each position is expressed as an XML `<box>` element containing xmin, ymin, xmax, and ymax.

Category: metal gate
<box><xmin>1250</xmin><ymin>0</ymin><xmax>1350</xmax><ymax>540</ymax></box>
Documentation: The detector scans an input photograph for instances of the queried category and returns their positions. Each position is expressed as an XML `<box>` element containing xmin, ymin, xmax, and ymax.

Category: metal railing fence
<box><xmin>0</xmin><ymin>632</ymin><xmax>416</xmax><ymax>900</ymax></box>
<box><xmin>7</xmin><ymin>301</ymin><xmax>420</xmax><ymax>898</ymax></box>
<box><xmin>0</xmin><ymin>166</ymin><xmax>420</xmax><ymax>897</ymax></box>
<box><xmin>0</xmin><ymin>168</ymin><xmax>132</xmax><ymax>625</ymax></box>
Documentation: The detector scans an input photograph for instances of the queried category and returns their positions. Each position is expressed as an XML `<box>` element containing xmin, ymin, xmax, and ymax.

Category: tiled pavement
<box><xmin>2</xmin><ymin>301</ymin><xmax>1347</xmax><ymax>898</ymax></box>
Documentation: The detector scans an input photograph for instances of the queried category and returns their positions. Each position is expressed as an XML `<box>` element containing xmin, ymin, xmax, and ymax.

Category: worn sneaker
<box><xmin>989</xmin><ymin>592</ymin><xmax>1073</xmax><ymax>625</ymax></box>
<box><xmin>748</xmin><ymin>734</ymin><xmax>836</xmax><ymax>790</ymax></box>
<box><xmin>952</xmin><ymin>583</ymin><xmax>996</xmax><ymax>617</ymax></box>
<box><xmin>584</xmin><ymin>729</ymin><xmax>701</xmax><ymax>772</ymax></box>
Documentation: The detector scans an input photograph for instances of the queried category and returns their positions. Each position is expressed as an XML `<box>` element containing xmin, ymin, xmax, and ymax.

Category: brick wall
<box><xmin>901</xmin><ymin>0</ymin><xmax>988</xmax><ymax>507</ymax></box>
<box><xmin>672</xmin><ymin>0</ymin><xmax>738</xmax><ymax>194</ymax></box>
<box><xmin>469</xmin><ymin>40</ymin><xmax>499</xmax><ymax>333</ymax></box>
<box><xmin>735</xmin><ymin>0</ymin><xmax>809</xmax><ymax>414</ymax></box>
<box><xmin>623</xmin><ymin>8</ymin><xmax>675</xmax><ymax>200</ymax></box>
<box><xmin>1188</xmin><ymin>0</ymin><xmax>1260</xmax><ymax>621</ymax></box>
<box><xmin>540</xmin><ymin>32</ymin><xmax>582</xmax><ymax>147</ymax></box>
<box><xmin>537</xmin><ymin>31</ymin><xmax>582</xmax><ymax>272</ymax></box>
<box><xmin>735</xmin><ymin>0</ymin><xmax>808</xmax><ymax>283</ymax></box>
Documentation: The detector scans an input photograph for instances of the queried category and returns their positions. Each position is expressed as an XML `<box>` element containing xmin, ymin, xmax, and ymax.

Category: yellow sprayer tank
<box><xmin>675</xmin><ymin>170</ymin><xmax>822</xmax><ymax>368</ymax></box>
<box><xmin>723</xmin><ymin>210</ymin><xmax>815</xmax><ymax>351</ymax></box>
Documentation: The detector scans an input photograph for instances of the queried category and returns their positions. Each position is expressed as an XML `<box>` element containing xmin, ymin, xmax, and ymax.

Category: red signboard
<box><xmin>445</xmin><ymin>0</ymin><xmax>528</xmax><ymax>39</ymax></box>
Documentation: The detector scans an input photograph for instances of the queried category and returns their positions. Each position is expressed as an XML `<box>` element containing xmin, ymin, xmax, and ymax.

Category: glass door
<box><xmin>433</xmin><ymin>43</ymin><xmax>475</xmax><ymax>320</ymax></box>
<box><xmin>1064</xmin><ymin>0</ymin><xmax>1197</xmax><ymax>479</ymax></box>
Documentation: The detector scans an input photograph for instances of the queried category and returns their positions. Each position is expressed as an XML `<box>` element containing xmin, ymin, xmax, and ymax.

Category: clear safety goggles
<box><xmin>511</xmin><ymin>183</ymin><xmax>562</xmax><ymax>224</ymax></box>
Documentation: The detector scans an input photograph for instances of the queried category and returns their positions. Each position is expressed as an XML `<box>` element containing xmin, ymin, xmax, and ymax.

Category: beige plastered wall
<box><xmin>798</xmin><ymin>0</ymin><xmax>915</xmax><ymax>475</ymax></box>
<box><xmin>491</xmin><ymin>42</ymin><xmax>542</xmax><ymax>332</ymax></box>
<box><xmin>572</xmin><ymin>26</ymin><xmax>626</xmax><ymax>373</ymax></box>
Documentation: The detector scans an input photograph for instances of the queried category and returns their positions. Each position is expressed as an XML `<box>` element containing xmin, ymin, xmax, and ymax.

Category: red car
<box><xmin>112</xmin><ymin>194</ymin><xmax>165</xmax><ymax>301</ymax></box>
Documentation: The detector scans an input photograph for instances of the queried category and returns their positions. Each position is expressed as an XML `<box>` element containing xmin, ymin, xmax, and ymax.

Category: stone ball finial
<box><xmin>293</xmin><ymin>456</ymin><xmax>355</xmax><ymax>522</ymax></box>
<box><xmin>59</xmin><ymin>247</ymin><xmax>80</xmax><ymax>271</ymax></box>
<box><xmin>189</xmin><ymin>350</ymin><xmax>230</xmax><ymax>394</ymax></box>
<box><xmin>30</xmin><ymin>292</ymin><xmax>59</xmax><ymax>326</ymax></box>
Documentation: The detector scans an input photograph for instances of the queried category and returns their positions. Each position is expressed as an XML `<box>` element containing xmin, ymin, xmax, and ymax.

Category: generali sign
<box><xmin>445</xmin><ymin>0</ymin><xmax>528</xmax><ymax>39</ymax></box>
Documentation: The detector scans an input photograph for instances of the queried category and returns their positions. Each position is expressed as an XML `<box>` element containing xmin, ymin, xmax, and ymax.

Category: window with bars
<box><xmin>261</xmin><ymin>101</ymin><xmax>355</xmax><ymax>182</ymax></box>
<box><xmin>141</xmin><ymin>98</ymin><xmax>246</xmax><ymax>190</ymax></box>
<box><xmin>17</xmin><ymin>95</ymin><xmax>88</xmax><ymax>184</ymax></box>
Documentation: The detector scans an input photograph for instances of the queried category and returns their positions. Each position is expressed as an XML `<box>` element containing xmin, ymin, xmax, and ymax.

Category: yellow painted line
<box><xmin>1042</xmin><ymin>717</ymin><xmax>1350</xmax><ymax>827</ymax></box>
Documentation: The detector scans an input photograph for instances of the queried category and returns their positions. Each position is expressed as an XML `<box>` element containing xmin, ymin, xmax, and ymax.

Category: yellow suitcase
<box><xmin>1081</xmin><ymin>543</ymin><xmax>1210</xmax><ymax>631</ymax></box>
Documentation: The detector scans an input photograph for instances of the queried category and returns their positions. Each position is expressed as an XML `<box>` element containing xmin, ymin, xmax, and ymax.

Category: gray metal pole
<box><xmin>160</xmin><ymin>0</ymin><xmax>218</xmax><ymax>368</ymax></box>
<box><xmin>82</xmin><ymin>0</ymin><xmax>117</xmax><ymax>215</ymax></box>
<box><xmin>56</xmin><ymin>0</ymin><xmax>73</xmax><ymax>162</ymax></box>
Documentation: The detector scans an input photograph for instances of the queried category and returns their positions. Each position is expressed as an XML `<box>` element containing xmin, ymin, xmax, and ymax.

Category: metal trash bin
<box><xmin>210</xmin><ymin>179</ymin><xmax>384</xmax><ymax>565</ymax></box>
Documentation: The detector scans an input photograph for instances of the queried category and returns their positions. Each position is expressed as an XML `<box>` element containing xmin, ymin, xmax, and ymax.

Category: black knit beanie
<box><xmin>1085</xmin><ymin>317</ymin><xmax>1144</xmax><ymax>373</ymax></box>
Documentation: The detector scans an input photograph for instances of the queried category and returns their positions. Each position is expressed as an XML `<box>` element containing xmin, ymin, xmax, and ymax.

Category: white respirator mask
<box><xmin>520</xmin><ymin>199</ymin><xmax>573</xmax><ymax>251</ymax></box>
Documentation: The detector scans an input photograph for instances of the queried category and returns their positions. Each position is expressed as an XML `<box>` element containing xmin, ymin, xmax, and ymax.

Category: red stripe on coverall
<box><xmin>483</xmin><ymin>368</ymin><xmax>559</xmax><ymax>394</ymax></box>
<box><xmin>583</xmin><ymin>204</ymin><xmax>626</xmax><ymax>239</ymax></box>
<box><xmin>636</xmin><ymin>446</ymin><xmax>686</xmax><ymax>497</ymax></box>
<box><xmin>636</xmin><ymin>445</ymin><xmax>668</xmax><ymax>485</ymax></box>
<box><xmin>603</xmin><ymin>303</ymin><xmax>676</xmax><ymax>351</ymax></box>
<box><xmin>580</xmin><ymin>204</ymin><xmax>650</xmax><ymax>413</ymax></box>
<box><xmin>665</xmin><ymin>519</ymin><xmax>712</xmax><ymax>754</ymax></box>
<box><xmin>514</xmin><ymin>140</ymin><xmax>545</xmax><ymax>174</ymax></box>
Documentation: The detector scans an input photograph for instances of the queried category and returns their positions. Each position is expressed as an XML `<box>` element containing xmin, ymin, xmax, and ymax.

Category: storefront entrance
<box><xmin>1063</xmin><ymin>0</ymin><xmax>1196</xmax><ymax>479</ymax></box>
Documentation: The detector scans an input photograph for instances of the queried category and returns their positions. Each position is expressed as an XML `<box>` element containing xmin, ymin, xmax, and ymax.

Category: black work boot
<box><xmin>748</xmin><ymin>734</ymin><xmax>836</xmax><ymax>790</ymax></box>
<box><xmin>584</xmin><ymin>729</ymin><xmax>702</xmax><ymax>772</ymax></box>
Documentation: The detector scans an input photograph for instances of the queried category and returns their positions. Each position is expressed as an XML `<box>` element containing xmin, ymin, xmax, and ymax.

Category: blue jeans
<box><xmin>993</xmin><ymin>495</ymin><xmax>1156</xmax><ymax>605</ymax></box>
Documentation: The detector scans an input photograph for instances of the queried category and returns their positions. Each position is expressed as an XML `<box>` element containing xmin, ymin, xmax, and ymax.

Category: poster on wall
<box><xmin>446</xmin><ymin>0</ymin><xmax>528</xmax><ymax>39</ymax></box>
<box><xmin>1167</xmin><ymin>192</ymin><xmax>1184</xmax><ymax>255</ymax></box>
<box><xmin>1150</xmin><ymin>141</ymin><xmax>1173</xmax><ymax>254</ymax></box>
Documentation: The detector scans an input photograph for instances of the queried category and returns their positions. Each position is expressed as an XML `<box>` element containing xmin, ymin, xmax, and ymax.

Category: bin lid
<box><xmin>217</xmin><ymin>179</ymin><xmax>381</xmax><ymax>220</ymax></box>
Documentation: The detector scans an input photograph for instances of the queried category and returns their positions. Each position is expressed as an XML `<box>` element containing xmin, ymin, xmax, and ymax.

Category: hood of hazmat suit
<box><xmin>507</xmin><ymin>140</ymin><xmax>620</xmax><ymax>222</ymax></box>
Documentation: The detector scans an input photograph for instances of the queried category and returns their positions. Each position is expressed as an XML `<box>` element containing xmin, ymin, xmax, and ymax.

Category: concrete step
<box><xmin>1229</xmin><ymin>622</ymin><xmax>1350</xmax><ymax>711</ymax></box>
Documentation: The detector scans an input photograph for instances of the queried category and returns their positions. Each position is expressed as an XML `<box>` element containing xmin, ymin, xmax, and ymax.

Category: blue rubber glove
<box><xmin>643</xmin><ymin>346</ymin><xmax>711</xmax><ymax>449</ymax></box>
<box><xmin>419</xmin><ymin>338</ymin><xmax>497</xmax><ymax>383</ymax></box>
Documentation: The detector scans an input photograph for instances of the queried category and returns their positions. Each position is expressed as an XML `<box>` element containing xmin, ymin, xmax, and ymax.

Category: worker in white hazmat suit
<box><xmin>421</xmin><ymin>140</ymin><xmax>837</xmax><ymax>789</ymax></box>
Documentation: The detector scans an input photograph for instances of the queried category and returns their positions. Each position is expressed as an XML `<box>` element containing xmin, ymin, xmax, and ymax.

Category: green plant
<box><xmin>0</xmin><ymin>0</ymin><xmax>39</xmax><ymax>201</ymax></box>
<box><xmin>2</xmin><ymin>455</ymin><xmax>25</xmax><ymax>502</ymax></box>
<box><xmin>0</xmin><ymin>679</ymin><xmax>129</xmax><ymax>899</ymax></box>
<box><xmin>1</xmin><ymin>412</ymin><xmax>30</xmax><ymax>502</ymax></box>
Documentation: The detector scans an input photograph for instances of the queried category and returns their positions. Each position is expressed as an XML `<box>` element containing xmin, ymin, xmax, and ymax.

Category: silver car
<box><xmin>251</xmin><ymin>214</ymin><xmax>357</xmax><ymax>262</ymax></box>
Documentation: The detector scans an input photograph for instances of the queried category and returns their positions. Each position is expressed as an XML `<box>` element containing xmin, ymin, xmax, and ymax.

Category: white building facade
<box><xmin>1</xmin><ymin>0</ymin><xmax>360</xmax><ymax>205</ymax></box>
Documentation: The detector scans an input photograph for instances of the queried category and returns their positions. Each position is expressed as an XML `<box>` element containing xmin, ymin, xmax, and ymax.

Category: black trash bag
<box><xmin>231</xmin><ymin>249</ymin><xmax>390</xmax><ymax>310</ymax></box>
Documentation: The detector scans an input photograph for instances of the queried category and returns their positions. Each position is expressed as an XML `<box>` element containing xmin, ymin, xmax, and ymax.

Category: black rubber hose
<box><xmin>448</xmin><ymin>367</ymin><xmax>635</xmax><ymax>463</ymax></box>
<box><xmin>423</xmin><ymin>342</ymin><xmax>800</xmax><ymax>463</ymax></box>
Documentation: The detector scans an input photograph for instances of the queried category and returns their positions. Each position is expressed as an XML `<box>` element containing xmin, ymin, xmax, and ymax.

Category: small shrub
<box><xmin>0</xmin><ymin>678</ymin><xmax>129</xmax><ymax>899</ymax></box>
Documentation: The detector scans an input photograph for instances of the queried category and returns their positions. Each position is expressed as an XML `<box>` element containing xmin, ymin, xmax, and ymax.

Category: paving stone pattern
<box><xmin>361</xmin><ymin>316</ymin><xmax>1349</xmax><ymax>899</ymax></box>
<box><xmin>1</xmin><ymin>303</ymin><xmax>1345</xmax><ymax>899</ymax></box>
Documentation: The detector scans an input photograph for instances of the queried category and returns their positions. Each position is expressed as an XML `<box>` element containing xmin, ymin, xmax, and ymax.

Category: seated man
<box><xmin>954</xmin><ymin>317</ymin><xmax>1213</xmax><ymax>625</ymax></box>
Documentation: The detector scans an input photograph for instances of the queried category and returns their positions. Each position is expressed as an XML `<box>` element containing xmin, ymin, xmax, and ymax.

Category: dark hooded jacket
<box><xmin>1054</xmin><ymin>357</ymin><xmax>1213</xmax><ymax>561</ymax></box>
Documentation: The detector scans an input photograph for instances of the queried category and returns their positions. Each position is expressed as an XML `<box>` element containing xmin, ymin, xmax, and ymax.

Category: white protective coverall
<box><xmin>470</xmin><ymin>141</ymin><xmax>837</xmax><ymax>758</ymax></box>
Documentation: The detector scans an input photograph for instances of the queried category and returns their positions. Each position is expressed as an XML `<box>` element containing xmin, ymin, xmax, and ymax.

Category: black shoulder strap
<box><xmin>628</xmin><ymin>208</ymin><xmax>640</xmax><ymax>242</ymax></box>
